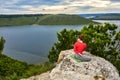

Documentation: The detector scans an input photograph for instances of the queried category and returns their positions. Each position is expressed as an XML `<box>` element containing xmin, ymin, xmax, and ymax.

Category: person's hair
<box><xmin>78</xmin><ymin>35</ymin><xmax>84</xmax><ymax>40</ymax></box>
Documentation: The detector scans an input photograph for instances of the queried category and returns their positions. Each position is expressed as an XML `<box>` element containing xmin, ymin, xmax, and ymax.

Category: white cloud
<box><xmin>0</xmin><ymin>0</ymin><xmax>20</xmax><ymax>6</ymax></box>
<box><xmin>21</xmin><ymin>5</ymin><xmax>33</xmax><ymax>9</ymax></box>
<box><xmin>43</xmin><ymin>5</ymin><xmax>66</xmax><ymax>10</ymax></box>
<box><xmin>0</xmin><ymin>0</ymin><xmax>120</xmax><ymax>14</ymax></box>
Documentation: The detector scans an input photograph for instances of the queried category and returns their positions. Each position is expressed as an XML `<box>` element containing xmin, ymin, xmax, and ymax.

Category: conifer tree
<box><xmin>0</xmin><ymin>37</ymin><xmax>5</xmax><ymax>53</ymax></box>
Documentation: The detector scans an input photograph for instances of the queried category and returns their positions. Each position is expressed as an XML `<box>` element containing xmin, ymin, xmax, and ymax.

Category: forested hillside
<box><xmin>0</xmin><ymin>14</ymin><xmax>97</xmax><ymax>26</ymax></box>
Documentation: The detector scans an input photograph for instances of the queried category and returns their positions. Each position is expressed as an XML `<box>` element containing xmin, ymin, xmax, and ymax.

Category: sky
<box><xmin>0</xmin><ymin>0</ymin><xmax>120</xmax><ymax>14</ymax></box>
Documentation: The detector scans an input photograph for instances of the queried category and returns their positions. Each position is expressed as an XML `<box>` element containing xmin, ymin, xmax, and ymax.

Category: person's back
<box><xmin>73</xmin><ymin>35</ymin><xmax>91</xmax><ymax>61</ymax></box>
<box><xmin>74</xmin><ymin>41</ymin><xmax>86</xmax><ymax>54</ymax></box>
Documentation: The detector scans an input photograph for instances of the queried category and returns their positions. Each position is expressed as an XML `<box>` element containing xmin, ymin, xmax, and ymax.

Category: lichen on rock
<box><xmin>50</xmin><ymin>49</ymin><xmax>120</xmax><ymax>80</ymax></box>
<box><xmin>21</xmin><ymin>49</ymin><xmax>120</xmax><ymax>80</ymax></box>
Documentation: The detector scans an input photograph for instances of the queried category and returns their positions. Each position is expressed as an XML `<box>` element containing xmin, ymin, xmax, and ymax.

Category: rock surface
<box><xmin>21</xmin><ymin>49</ymin><xmax>120</xmax><ymax>80</ymax></box>
<box><xmin>20</xmin><ymin>71</ymin><xmax>50</xmax><ymax>80</ymax></box>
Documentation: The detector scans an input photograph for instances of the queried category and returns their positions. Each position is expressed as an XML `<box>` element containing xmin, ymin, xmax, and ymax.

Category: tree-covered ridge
<box><xmin>48</xmin><ymin>23</ymin><xmax>120</xmax><ymax>74</ymax></box>
<box><xmin>0</xmin><ymin>54</ymin><xmax>28</xmax><ymax>79</ymax></box>
<box><xmin>0</xmin><ymin>14</ymin><xmax>45</xmax><ymax>18</ymax></box>
<box><xmin>0</xmin><ymin>37</ymin><xmax>5</xmax><ymax>53</ymax></box>
<box><xmin>0</xmin><ymin>14</ymin><xmax>98</xmax><ymax>26</ymax></box>
<box><xmin>79</xmin><ymin>13</ymin><xmax>120</xmax><ymax>20</ymax></box>
<box><xmin>92</xmin><ymin>15</ymin><xmax>120</xmax><ymax>20</ymax></box>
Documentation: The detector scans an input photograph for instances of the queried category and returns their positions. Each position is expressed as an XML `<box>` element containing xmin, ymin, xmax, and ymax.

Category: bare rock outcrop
<box><xmin>50</xmin><ymin>49</ymin><xmax>120</xmax><ymax>80</ymax></box>
<box><xmin>21</xmin><ymin>49</ymin><xmax>120</xmax><ymax>80</ymax></box>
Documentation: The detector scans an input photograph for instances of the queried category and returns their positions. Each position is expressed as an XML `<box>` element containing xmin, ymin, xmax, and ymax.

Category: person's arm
<box><xmin>74</xmin><ymin>42</ymin><xmax>79</xmax><ymax>53</ymax></box>
<box><xmin>82</xmin><ymin>43</ymin><xmax>87</xmax><ymax>55</ymax></box>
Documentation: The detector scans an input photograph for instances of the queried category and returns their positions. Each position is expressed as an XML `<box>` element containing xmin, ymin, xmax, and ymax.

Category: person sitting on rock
<box><xmin>74</xmin><ymin>35</ymin><xmax>91</xmax><ymax>61</ymax></box>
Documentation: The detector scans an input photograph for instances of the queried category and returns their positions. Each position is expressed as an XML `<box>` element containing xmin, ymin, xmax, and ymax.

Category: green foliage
<box><xmin>23</xmin><ymin>62</ymin><xmax>55</xmax><ymax>78</ymax></box>
<box><xmin>0</xmin><ymin>37</ymin><xmax>55</xmax><ymax>80</ymax></box>
<box><xmin>0</xmin><ymin>55</ymin><xmax>55</xmax><ymax>80</ymax></box>
<box><xmin>48</xmin><ymin>23</ymin><xmax>120</xmax><ymax>73</ymax></box>
<box><xmin>48</xmin><ymin>28</ymin><xmax>81</xmax><ymax>62</ymax></box>
<box><xmin>37</xmin><ymin>14</ymin><xmax>97</xmax><ymax>25</ymax></box>
<box><xmin>80</xmin><ymin>23</ymin><xmax>120</xmax><ymax>73</ymax></box>
<box><xmin>0</xmin><ymin>14</ymin><xmax>98</xmax><ymax>26</ymax></box>
<box><xmin>81</xmin><ymin>23</ymin><xmax>118</xmax><ymax>57</ymax></box>
<box><xmin>0</xmin><ymin>54</ymin><xmax>55</xmax><ymax>80</ymax></box>
<box><xmin>0</xmin><ymin>54</ymin><xmax>29</xmax><ymax>80</ymax></box>
<box><xmin>0</xmin><ymin>37</ymin><xmax>28</xmax><ymax>79</ymax></box>
<box><xmin>0</xmin><ymin>17</ymin><xmax>36</xmax><ymax>26</ymax></box>
<box><xmin>0</xmin><ymin>37</ymin><xmax>5</xmax><ymax>53</ymax></box>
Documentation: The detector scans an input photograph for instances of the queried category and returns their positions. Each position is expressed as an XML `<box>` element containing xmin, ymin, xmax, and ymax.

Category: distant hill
<box><xmin>0</xmin><ymin>14</ymin><xmax>97</xmax><ymax>26</ymax></box>
<box><xmin>79</xmin><ymin>13</ymin><xmax>120</xmax><ymax>20</ymax></box>
<box><xmin>35</xmin><ymin>14</ymin><xmax>98</xmax><ymax>25</ymax></box>
<box><xmin>91</xmin><ymin>15</ymin><xmax>120</xmax><ymax>20</ymax></box>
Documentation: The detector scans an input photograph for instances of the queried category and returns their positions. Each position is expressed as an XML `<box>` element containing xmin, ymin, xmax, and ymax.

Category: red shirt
<box><xmin>74</xmin><ymin>41</ymin><xmax>87</xmax><ymax>54</ymax></box>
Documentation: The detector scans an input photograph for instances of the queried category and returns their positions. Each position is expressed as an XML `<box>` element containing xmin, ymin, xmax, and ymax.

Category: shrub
<box><xmin>0</xmin><ymin>37</ymin><xmax>5</xmax><ymax>53</ymax></box>
<box><xmin>48</xmin><ymin>29</ymin><xmax>81</xmax><ymax>62</ymax></box>
<box><xmin>0</xmin><ymin>37</ymin><xmax>55</xmax><ymax>79</ymax></box>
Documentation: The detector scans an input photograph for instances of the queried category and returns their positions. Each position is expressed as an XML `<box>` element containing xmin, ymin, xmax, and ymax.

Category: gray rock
<box><xmin>50</xmin><ymin>49</ymin><xmax>120</xmax><ymax>80</ymax></box>
<box><xmin>21</xmin><ymin>49</ymin><xmax>120</xmax><ymax>80</ymax></box>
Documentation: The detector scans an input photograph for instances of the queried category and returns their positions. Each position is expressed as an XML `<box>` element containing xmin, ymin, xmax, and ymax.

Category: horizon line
<box><xmin>0</xmin><ymin>12</ymin><xmax>120</xmax><ymax>15</ymax></box>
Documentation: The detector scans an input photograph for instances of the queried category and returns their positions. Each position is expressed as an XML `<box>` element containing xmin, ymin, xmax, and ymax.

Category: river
<box><xmin>0</xmin><ymin>20</ymin><xmax>119</xmax><ymax>64</ymax></box>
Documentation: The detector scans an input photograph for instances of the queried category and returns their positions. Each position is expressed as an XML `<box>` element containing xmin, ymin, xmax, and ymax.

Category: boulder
<box><xmin>50</xmin><ymin>49</ymin><xmax>120</xmax><ymax>80</ymax></box>
<box><xmin>21</xmin><ymin>49</ymin><xmax>120</xmax><ymax>80</ymax></box>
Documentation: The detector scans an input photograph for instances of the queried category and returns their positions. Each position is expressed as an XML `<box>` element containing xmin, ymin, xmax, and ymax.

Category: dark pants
<box><xmin>75</xmin><ymin>54</ymin><xmax>91</xmax><ymax>61</ymax></box>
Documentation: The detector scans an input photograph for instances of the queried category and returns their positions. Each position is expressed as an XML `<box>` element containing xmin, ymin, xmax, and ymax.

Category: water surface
<box><xmin>0</xmin><ymin>25</ymin><xmax>82</xmax><ymax>64</ymax></box>
<box><xmin>0</xmin><ymin>20</ymin><xmax>119</xmax><ymax>64</ymax></box>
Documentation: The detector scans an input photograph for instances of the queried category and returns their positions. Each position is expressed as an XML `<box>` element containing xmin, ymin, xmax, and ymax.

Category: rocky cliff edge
<box><xmin>21</xmin><ymin>49</ymin><xmax>120</xmax><ymax>80</ymax></box>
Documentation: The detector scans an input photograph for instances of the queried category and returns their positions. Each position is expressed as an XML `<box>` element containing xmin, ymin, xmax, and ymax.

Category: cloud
<box><xmin>0</xmin><ymin>0</ymin><xmax>120</xmax><ymax>14</ymax></box>
<box><xmin>110</xmin><ymin>0</ymin><xmax>120</xmax><ymax>2</ymax></box>
<box><xmin>0</xmin><ymin>0</ymin><xmax>20</xmax><ymax>7</ymax></box>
